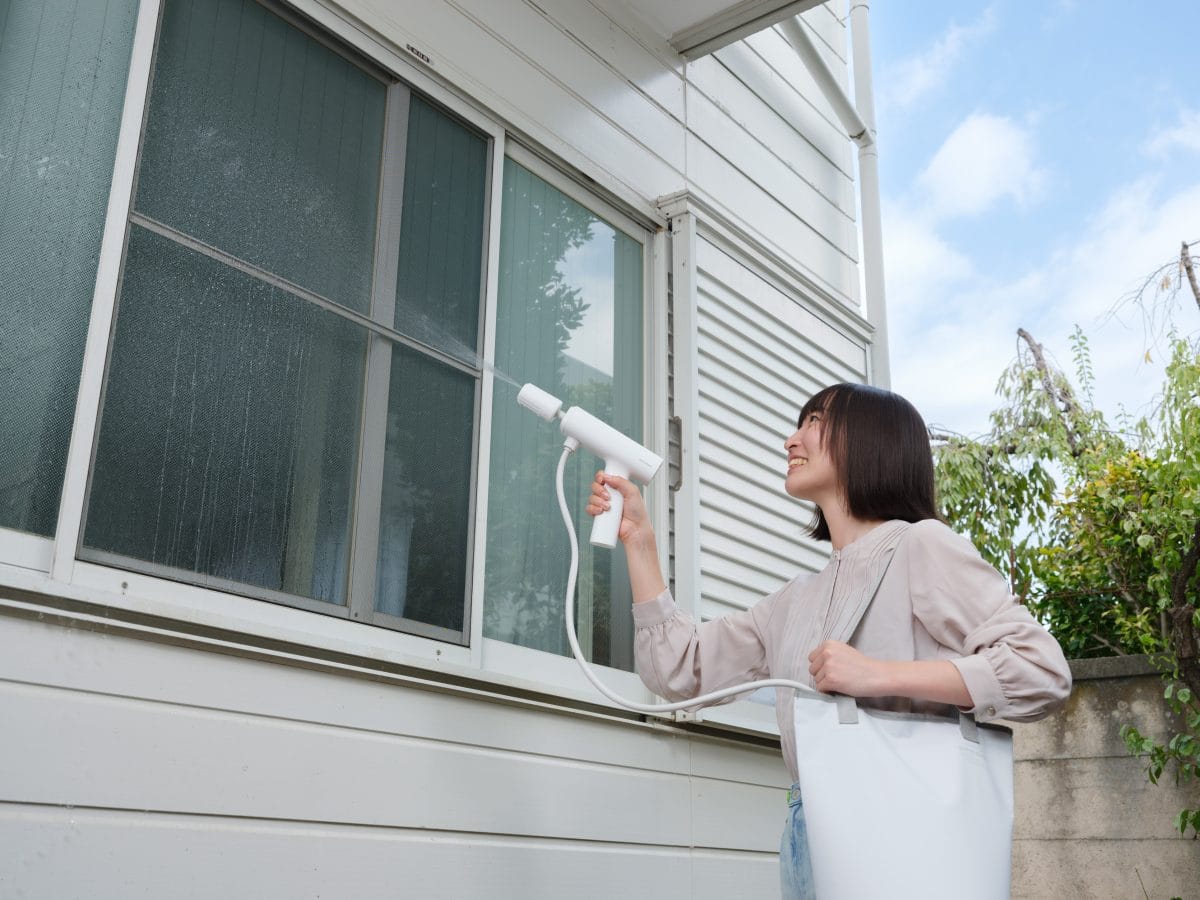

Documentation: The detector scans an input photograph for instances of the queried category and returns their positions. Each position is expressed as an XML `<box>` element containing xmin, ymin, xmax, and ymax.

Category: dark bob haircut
<box><xmin>796</xmin><ymin>382</ymin><xmax>940</xmax><ymax>542</ymax></box>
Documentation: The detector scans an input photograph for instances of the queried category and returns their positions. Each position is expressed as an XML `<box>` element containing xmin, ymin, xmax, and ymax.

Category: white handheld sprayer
<box><xmin>517</xmin><ymin>383</ymin><xmax>664</xmax><ymax>549</ymax></box>
<box><xmin>517</xmin><ymin>383</ymin><xmax>818</xmax><ymax>720</ymax></box>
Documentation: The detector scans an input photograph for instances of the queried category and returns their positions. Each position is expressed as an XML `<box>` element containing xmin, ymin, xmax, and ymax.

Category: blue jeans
<box><xmin>780</xmin><ymin>784</ymin><xmax>817</xmax><ymax>900</ymax></box>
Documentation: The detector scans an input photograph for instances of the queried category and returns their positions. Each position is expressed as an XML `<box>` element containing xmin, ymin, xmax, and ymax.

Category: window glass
<box><xmin>84</xmin><ymin>0</ymin><xmax>490</xmax><ymax>631</ymax></box>
<box><xmin>0</xmin><ymin>0</ymin><xmax>138</xmax><ymax>536</ymax></box>
<box><xmin>84</xmin><ymin>226</ymin><xmax>365</xmax><ymax>604</ymax></box>
<box><xmin>372</xmin><ymin>94</ymin><xmax>488</xmax><ymax>637</ymax></box>
<box><xmin>394</xmin><ymin>95</ymin><xmax>487</xmax><ymax>361</ymax></box>
<box><xmin>133</xmin><ymin>0</ymin><xmax>385</xmax><ymax>312</ymax></box>
<box><xmin>484</xmin><ymin>158</ymin><xmax>644</xmax><ymax>671</ymax></box>
<box><xmin>375</xmin><ymin>345</ymin><xmax>476</xmax><ymax>632</ymax></box>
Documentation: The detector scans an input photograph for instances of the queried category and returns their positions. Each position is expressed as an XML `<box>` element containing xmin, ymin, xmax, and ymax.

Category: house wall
<box><xmin>1011</xmin><ymin>656</ymin><xmax>1200</xmax><ymax>899</ymax></box>
<box><xmin>0</xmin><ymin>592</ymin><xmax>791</xmax><ymax>899</ymax></box>
<box><xmin>0</xmin><ymin>0</ymin><xmax>877</xmax><ymax>896</ymax></box>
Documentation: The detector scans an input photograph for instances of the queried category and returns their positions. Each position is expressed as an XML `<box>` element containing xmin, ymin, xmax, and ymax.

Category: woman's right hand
<box><xmin>586</xmin><ymin>470</ymin><xmax>651</xmax><ymax>547</ymax></box>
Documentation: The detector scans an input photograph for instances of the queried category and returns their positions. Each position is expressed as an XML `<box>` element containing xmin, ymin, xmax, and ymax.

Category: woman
<box><xmin>586</xmin><ymin>382</ymin><xmax>1072</xmax><ymax>898</ymax></box>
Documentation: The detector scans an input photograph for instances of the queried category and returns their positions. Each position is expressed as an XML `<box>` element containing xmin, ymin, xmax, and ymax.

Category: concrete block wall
<box><xmin>1011</xmin><ymin>656</ymin><xmax>1200</xmax><ymax>899</ymax></box>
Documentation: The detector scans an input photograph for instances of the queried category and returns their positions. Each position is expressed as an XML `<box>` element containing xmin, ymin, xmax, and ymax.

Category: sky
<box><xmin>868</xmin><ymin>0</ymin><xmax>1200</xmax><ymax>438</ymax></box>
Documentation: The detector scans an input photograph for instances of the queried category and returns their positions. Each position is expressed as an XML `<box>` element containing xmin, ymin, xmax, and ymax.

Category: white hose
<box><xmin>555</xmin><ymin>443</ymin><xmax>821</xmax><ymax>716</ymax></box>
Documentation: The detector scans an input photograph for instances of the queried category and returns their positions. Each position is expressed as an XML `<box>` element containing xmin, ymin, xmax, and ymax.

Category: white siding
<box><xmin>0</xmin><ymin>609</ymin><xmax>788</xmax><ymax>898</ymax></box>
<box><xmin>694</xmin><ymin>235</ymin><xmax>868</xmax><ymax>621</ymax></box>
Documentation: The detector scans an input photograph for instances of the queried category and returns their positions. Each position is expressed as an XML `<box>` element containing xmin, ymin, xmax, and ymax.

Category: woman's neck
<box><xmin>822</xmin><ymin>504</ymin><xmax>886</xmax><ymax>551</ymax></box>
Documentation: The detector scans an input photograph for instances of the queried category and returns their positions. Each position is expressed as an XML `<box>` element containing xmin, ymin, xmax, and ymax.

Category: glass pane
<box><xmin>394</xmin><ymin>96</ymin><xmax>488</xmax><ymax>364</ymax></box>
<box><xmin>133</xmin><ymin>0</ymin><xmax>385</xmax><ymax>312</ymax></box>
<box><xmin>375</xmin><ymin>346</ymin><xmax>475</xmax><ymax>633</ymax></box>
<box><xmin>0</xmin><ymin>0</ymin><xmax>138</xmax><ymax>536</ymax></box>
<box><xmin>484</xmin><ymin>159</ymin><xmax>644</xmax><ymax>670</ymax></box>
<box><xmin>84</xmin><ymin>226</ymin><xmax>365</xmax><ymax>605</ymax></box>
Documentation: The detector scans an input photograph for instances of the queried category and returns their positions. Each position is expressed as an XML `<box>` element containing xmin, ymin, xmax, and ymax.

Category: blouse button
<box><xmin>986</xmin><ymin>706</ymin><xmax>997</xmax><ymax>717</ymax></box>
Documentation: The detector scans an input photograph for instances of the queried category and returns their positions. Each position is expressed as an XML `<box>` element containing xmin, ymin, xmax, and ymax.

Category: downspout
<box><xmin>778</xmin><ymin>5</ymin><xmax>890</xmax><ymax>387</ymax></box>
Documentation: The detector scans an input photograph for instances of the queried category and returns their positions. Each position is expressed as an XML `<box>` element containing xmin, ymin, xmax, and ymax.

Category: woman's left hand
<box><xmin>808</xmin><ymin>640</ymin><xmax>888</xmax><ymax>698</ymax></box>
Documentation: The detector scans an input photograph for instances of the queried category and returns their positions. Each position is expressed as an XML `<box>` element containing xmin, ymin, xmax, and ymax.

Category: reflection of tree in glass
<box><xmin>484</xmin><ymin>164</ymin><xmax>624</xmax><ymax>661</ymax></box>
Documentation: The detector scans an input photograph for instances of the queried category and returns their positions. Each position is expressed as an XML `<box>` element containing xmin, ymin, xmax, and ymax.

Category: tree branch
<box><xmin>1182</xmin><ymin>241</ymin><xmax>1200</xmax><ymax>314</ymax></box>
<box><xmin>1017</xmin><ymin>327</ymin><xmax>1082</xmax><ymax>457</ymax></box>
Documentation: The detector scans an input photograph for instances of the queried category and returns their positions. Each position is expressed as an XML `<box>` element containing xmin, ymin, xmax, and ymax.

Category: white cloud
<box><xmin>878</xmin><ymin>7</ymin><xmax>997</xmax><ymax>111</ymax></box>
<box><xmin>1142</xmin><ymin>108</ymin><xmax>1200</xmax><ymax>158</ymax></box>
<box><xmin>887</xmin><ymin>174</ymin><xmax>1200</xmax><ymax>437</ymax></box>
<box><xmin>881</xmin><ymin>205</ymin><xmax>973</xmax><ymax>319</ymax></box>
<box><xmin>917</xmin><ymin>113</ymin><xmax>1046</xmax><ymax>220</ymax></box>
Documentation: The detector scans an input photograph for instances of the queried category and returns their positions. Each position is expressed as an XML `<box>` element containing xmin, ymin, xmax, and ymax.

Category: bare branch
<box><xmin>1182</xmin><ymin>241</ymin><xmax>1200</xmax><ymax>314</ymax></box>
<box><xmin>1017</xmin><ymin>327</ymin><xmax>1082</xmax><ymax>457</ymax></box>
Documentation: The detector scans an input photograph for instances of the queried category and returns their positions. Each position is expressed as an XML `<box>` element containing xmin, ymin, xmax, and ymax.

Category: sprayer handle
<box><xmin>590</xmin><ymin>462</ymin><xmax>631</xmax><ymax>550</ymax></box>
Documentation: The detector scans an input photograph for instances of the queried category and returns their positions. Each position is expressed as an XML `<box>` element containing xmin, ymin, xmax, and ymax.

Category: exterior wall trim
<box><xmin>656</xmin><ymin>189</ymin><xmax>873</xmax><ymax>346</ymax></box>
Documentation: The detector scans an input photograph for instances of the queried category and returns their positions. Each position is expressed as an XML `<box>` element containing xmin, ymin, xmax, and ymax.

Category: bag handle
<box><xmin>826</xmin><ymin>523</ymin><xmax>981</xmax><ymax>744</ymax></box>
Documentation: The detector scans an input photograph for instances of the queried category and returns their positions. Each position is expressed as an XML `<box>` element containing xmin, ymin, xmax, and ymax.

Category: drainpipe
<box><xmin>778</xmin><ymin>5</ymin><xmax>890</xmax><ymax>388</ymax></box>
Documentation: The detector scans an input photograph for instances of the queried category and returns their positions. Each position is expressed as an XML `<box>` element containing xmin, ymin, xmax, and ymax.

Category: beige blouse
<box><xmin>632</xmin><ymin>519</ymin><xmax>1072</xmax><ymax>782</ymax></box>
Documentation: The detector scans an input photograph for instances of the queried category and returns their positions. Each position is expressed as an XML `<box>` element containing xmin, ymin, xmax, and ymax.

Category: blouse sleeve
<box><xmin>906</xmin><ymin>520</ymin><xmax>1072</xmax><ymax>723</ymax></box>
<box><xmin>631</xmin><ymin>585</ymin><xmax>784</xmax><ymax>703</ymax></box>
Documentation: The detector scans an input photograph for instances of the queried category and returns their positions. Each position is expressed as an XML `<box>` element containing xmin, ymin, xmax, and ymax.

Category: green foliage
<box><xmin>933</xmin><ymin>326</ymin><xmax>1200</xmax><ymax>837</ymax></box>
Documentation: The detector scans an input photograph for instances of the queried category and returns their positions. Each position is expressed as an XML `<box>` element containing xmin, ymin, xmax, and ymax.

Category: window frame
<box><xmin>70</xmin><ymin>0</ymin><xmax>495</xmax><ymax>643</ymax></box>
<box><xmin>4</xmin><ymin>0</ymin><xmax>675</xmax><ymax>718</ymax></box>
<box><xmin>475</xmin><ymin>141</ymin><xmax>665</xmax><ymax>699</ymax></box>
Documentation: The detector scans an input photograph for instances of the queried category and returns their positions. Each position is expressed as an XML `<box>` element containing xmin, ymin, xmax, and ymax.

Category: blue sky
<box><xmin>869</xmin><ymin>0</ymin><xmax>1200</xmax><ymax>436</ymax></box>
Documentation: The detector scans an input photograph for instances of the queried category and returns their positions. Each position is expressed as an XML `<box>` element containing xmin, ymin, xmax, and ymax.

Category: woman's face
<box><xmin>784</xmin><ymin>409</ymin><xmax>839</xmax><ymax>504</ymax></box>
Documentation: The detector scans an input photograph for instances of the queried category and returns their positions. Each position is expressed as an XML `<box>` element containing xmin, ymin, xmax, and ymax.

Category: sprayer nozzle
<box><xmin>517</xmin><ymin>383</ymin><xmax>564</xmax><ymax>421</ymax></box>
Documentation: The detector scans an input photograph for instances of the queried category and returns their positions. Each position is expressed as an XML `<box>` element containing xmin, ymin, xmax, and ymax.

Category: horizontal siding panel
<box><xmin>699</xmin><ymin>557</ymin><xmax>787</xmax><ymax>606</ymax></box>
<box><xmin>715</xmin><ymin>38</ymin><xmax>852</xmax><ymax>178</ymax></box>
<box><xmin>696</xmin><ymin>240</ymin><xmax>866</xmax><ymax>369</ymax></box>
<box><xmin>686</xmin><ymin>52</ymin><xmax>853</xmax><ymax>214</ymax></box>
<box><xmin>446</xmin><ymin>0</ymin><xmax>685</xmax><ymax>163</ymax></box>
<box><xmin>0</xmin><ymin>804</ymin><xmax>779</xmax><ymax>900</ymax></box>
<box><xmin>699</xmin><ymin>506</ymin><xmax>813</xmax><ymax>574</ymax></box>
<box><xmin>697</xmin><ymin>292</ymin><xmax>863</xmax><ymax>387</ymax></box>
<box><xmin>686</xmin><ymin>134</ymin><xmax>855</xmax><ymax>302</ymax></box>
<box><xmin>531</xmin><ymin>0</ymin><xmax>686</xmax><ymax>117</ymax></box>
<box><xmin>752</xmin><ymin>23</ymin><xmax>851</xmax><ymax>136</ymax></box>
<box><xmin>0</xmin><ymin>676</ymin><xmax>784</xmax><ymax>849</ymax></box>
<box><xmin>0</xmin><ymin>614</ymin><xmax>694</xmax><ymax>778</ymax></box>
<box><xmin>798</xmin><ymin>5</ymin><xmax>846</xmax><ymax>63</ymax></box>
<box><xmin>685</xmin><ymin>77</ymin><xmax>855</xmax><ymax>254</ymax></box>
<box><xmin>696</xmin><ymin>480</ymin><xmax>819</xmax><ymax>557</ymax></box>
<box><xmin>691</xmin><ymin>231</ymin><xmax>864</xmax><ymax>622</ymax></box>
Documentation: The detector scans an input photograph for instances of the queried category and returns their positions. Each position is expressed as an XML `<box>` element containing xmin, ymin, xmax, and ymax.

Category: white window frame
<box><xmin>476</xmin><ymin>141</ymin><xmax>668</xmax><ymax>703</ymax></box>
<box><xmin>1</xmin><ymin>0</ymin><xmax>676</xmax><ymax>718</ymax></box>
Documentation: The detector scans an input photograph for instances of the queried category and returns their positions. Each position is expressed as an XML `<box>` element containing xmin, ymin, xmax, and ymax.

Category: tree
<box><xmin>932</xmin><ymin>242</ymin><xmax>1200</xmax><ymax>835</ymax></box>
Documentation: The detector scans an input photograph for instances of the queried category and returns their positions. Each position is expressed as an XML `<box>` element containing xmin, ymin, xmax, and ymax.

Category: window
<box><xmin>81</xmin><ymin>0</ymin><xmax>489</xmax><ymax>640</ymax></box>
<box><xmin>483</xmin><ymin>157</ymin><xmax>646</xmax><ymax>671</ymax></box>
<box><xmin>0</xmin><ymin>0</ymin><xmax>139</xmax><ymax>538</ymax></box>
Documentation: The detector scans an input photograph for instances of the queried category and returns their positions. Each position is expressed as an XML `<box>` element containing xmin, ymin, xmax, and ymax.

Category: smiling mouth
<box><xmin>788</xmin><ymin>458</ymin><xmax>808</xmax><ymax>469</ymax></box>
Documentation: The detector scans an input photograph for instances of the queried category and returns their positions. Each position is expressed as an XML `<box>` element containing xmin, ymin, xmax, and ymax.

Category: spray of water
<box><xmin>392</xmin><ymin>306</ymin><xmax>522</xmax><ymax>389</ymax></box>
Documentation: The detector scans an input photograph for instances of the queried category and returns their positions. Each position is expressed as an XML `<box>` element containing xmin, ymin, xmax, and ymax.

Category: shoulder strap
<box><xmin>826</xmin><ymin>521</ymin><xmax>911</xmax><ymax>644</ymax></box>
